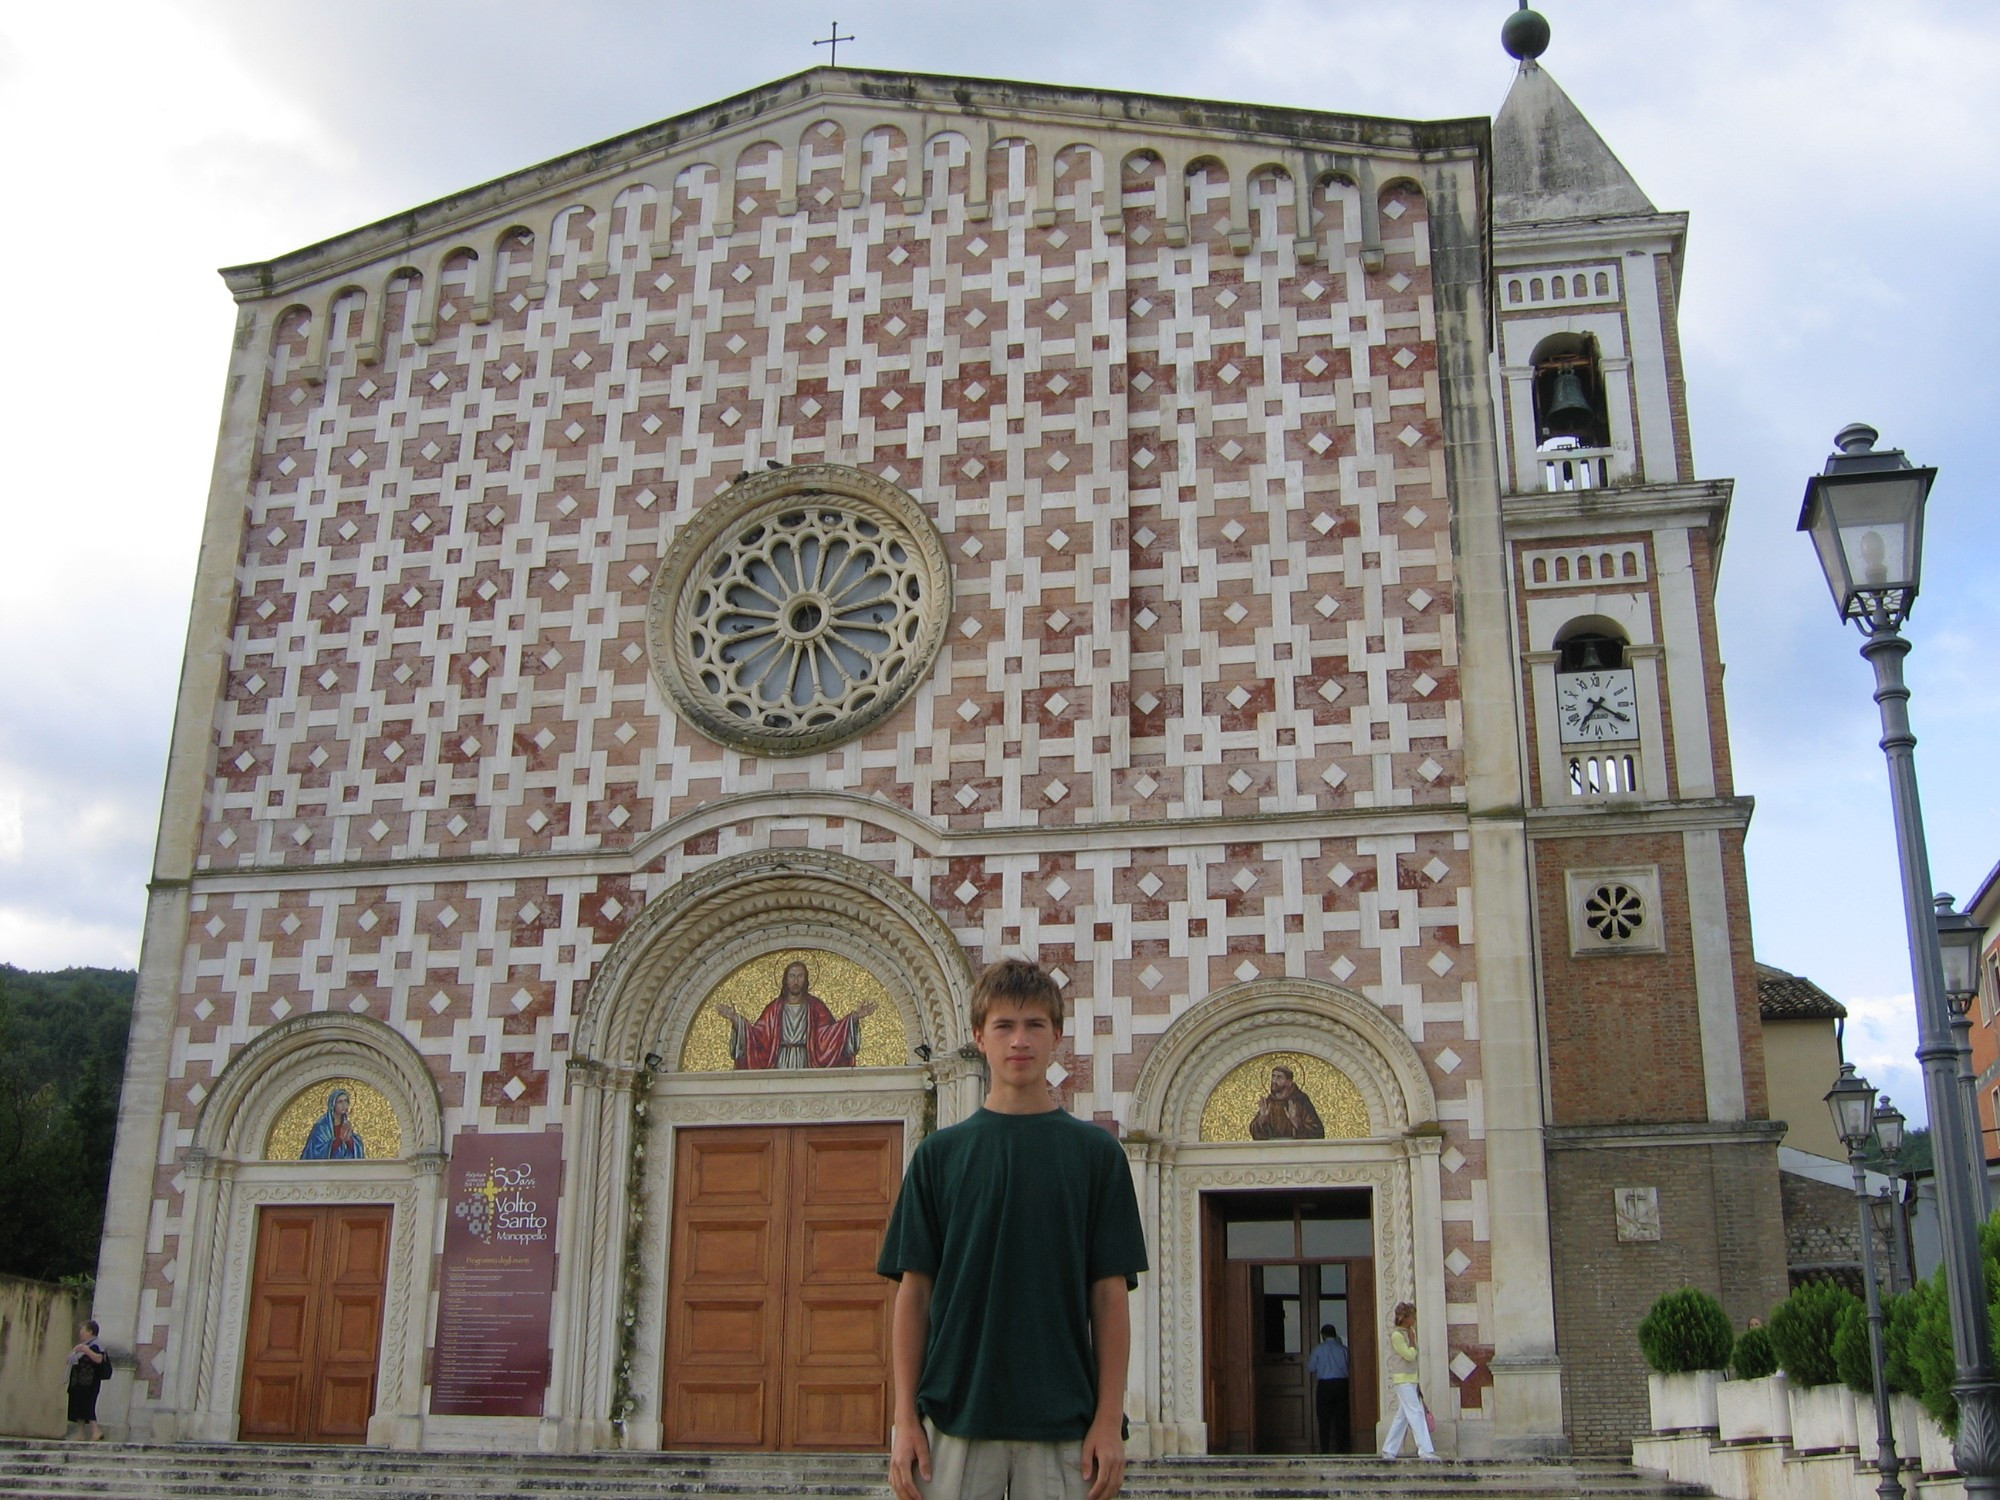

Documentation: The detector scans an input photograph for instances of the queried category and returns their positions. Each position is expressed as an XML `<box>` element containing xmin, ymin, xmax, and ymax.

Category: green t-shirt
<box><xmin>876</xmin><ymin>1107</ymin><xmax>1149</xmax><ymax>1441</ymax></box>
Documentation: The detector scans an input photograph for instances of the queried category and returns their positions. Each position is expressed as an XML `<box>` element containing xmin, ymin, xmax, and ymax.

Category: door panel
<box><xmin>665</xmin><ymin>1123</ymin><xmax>900</xmax><ymax>1451</ymax></box>
<box><xmin>781</xmin><ymin>1125</ymin><xmax>899</xmax><ymax>1451</ymax></box>
<box><xmin>239</xmin><ymin>1205</ymin><xmax>391</xmax><ymax>1444</ymax></box>
<box><xmin>667</xmin><ymin>1130</ymin><xmax>787</xmax><ymax>1448</ymax></box>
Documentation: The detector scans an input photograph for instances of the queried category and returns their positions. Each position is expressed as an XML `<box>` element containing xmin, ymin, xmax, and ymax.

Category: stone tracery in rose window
<box><xmin>649</xmin><ymin>465</ymin><xmax>952</xmax><ymax>756</ymax></box>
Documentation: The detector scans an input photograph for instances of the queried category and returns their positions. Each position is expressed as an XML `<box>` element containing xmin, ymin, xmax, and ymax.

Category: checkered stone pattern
<box><xmin>166</xmin><ymin>114</ymin><xmax>1486</xmax><ymax>1404</ymax></box>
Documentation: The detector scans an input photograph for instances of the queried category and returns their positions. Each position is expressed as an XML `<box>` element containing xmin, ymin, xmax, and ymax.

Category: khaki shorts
<box><xmin>914</xmin><ymin>1418</ymin><xmax>1087</xmax><ymax>1500</ymax></box>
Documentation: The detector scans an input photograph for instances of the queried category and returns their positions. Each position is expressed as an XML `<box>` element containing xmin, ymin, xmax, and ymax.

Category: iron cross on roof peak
<box><xmin>814</xmin><ymin>20</ymin><xmax>855</xmax><ymax>67</ymax></box>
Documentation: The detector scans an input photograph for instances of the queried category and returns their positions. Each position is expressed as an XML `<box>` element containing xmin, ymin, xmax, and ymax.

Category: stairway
<box><xmin>0</xmin><ymin>1440</ymin><xmax>1711</xmax><ymax>1500</ymax></box>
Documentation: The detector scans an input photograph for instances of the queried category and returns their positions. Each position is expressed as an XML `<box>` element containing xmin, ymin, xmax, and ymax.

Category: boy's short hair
<box><xmin>1320</xmin><ymin>1323</ymin><xmax>1336</xmax><ymax>1338</ymax></box>
<box><xmin>83</xmin><ymin>1320</ymin><xmax>99</xmax><ymax>1336</ymax></box>
<box><xmin>970</xmin><ymin>957</ymin><xmax>1064</xmax><ymax>1032</ymax></box>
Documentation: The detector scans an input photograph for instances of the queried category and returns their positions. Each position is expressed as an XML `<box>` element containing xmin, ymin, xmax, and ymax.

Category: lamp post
<box><xmin>1829</xmin><ymin>1064</ymin><xmax>1904</xmax><ymax>1500</ymax></box>
<box><xmin>1875</xmin><ymin>1096</ymin><xmax>1912</xmax><ymax>1295</ymax></box>
<box><xmin>1937</xmin><ymin>894</ymin><xmax>1991</xmax><ymax>1217</ymax></box>
<box><xmin>1799</xmin><ymin>423</ymin><xmax>1999</xmax><ymax>1492</ymax></box>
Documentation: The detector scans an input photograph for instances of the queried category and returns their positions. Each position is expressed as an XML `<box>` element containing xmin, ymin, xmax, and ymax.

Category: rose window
<box><xmin>1583</xmin><ymin>883</ymin><xmax>1645</xmax><ymax>942</ymax></box>
<box><xmin>649</xmin><ymin>466</ymin><xmax>952</xmax><ymax>756</ymax></box>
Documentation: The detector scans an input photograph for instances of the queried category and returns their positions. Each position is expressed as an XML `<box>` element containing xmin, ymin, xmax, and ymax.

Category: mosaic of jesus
<box><xmin>679</xmin><ymin>950</ymin><xmax>907</xmax><ymax>1072</ymax></box>
<box><xmin>721</xmin><ymin>960</ymin><xmax>876</xmax><ymax>1069</ymax></box>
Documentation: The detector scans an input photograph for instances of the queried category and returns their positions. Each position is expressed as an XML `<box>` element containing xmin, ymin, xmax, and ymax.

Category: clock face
<box><xmin>1557</xmin><ymin>669</ymin><xmax>1638</xmax><ymax>744</ymax></box>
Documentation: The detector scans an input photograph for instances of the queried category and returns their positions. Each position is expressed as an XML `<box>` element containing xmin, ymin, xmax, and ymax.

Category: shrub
<box><xmin>1768</xmin><ymin>1279</ymin><xmax>1858</xmax><ymax>1388</ymax></box>
<box><xmin>1730</xmin><ymin>1325</ymin><xmax>1777</xmax><ymax>1380</ymax></box>
<box><xmin>1637</xmin><ymin>1287</ymin><xmax>1734</xmax><ymax>1375</ymax></box>
<box><xmin>1884</xmin><ymin>1287</ymin><xmax>1923</xmax><ymax>1398</ymax></box>
<box><xmin>1910</xmin><ymin>1272</ymin><xmax>1957</xmax><ymax>1429</ymax></box>
<box><xmin>1834</xmin><ymin>1299</ymin><xmax>1874</xmax><ymax>1394</ymax></box>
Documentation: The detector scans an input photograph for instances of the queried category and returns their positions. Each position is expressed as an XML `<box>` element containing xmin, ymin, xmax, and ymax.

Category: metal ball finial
<box><xmin>1502</xmin><ymin>4</ymin><xmax>1551</xmax><ymax>61</ymax></box>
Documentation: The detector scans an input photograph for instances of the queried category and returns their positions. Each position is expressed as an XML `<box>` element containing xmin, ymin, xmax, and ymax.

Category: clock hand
<box><xmin>1583</xmin><ymin>696</ymin><xmax>1632</xmax><ymax>725</ymax></box>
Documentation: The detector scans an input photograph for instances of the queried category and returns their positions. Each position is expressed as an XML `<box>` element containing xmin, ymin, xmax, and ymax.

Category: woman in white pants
<box><xmin>1380</xmin><ymin>1301</ymin><xmax>1439</xmax><ymax>1460</ymax></box>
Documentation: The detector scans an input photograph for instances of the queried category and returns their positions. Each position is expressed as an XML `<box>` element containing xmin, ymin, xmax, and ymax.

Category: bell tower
<box><xmin>1489</xmin><ymin>8</ymin><xmax>1789</xmax><ymax>1453</ymax></box>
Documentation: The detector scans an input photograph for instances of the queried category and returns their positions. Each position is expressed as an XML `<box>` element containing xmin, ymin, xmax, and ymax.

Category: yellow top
<box><xmin>1387</xmin><ymin>1327</ymin><xmax>1420</xmax><ymax>1384</ymax></box>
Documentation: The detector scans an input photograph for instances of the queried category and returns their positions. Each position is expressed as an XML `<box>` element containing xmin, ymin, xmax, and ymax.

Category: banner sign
<box><xmin>429</xmin><ymin>1129</ymin><xmax>563</xmax><ymax>1416</ymax></box>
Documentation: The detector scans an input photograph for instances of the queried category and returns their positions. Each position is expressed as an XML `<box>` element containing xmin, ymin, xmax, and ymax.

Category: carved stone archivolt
<box><xmin>191</xmin><ymin>1011</ymin><xmax>445</xmax><ymax>1162</ymax></box>
<box><xmin>1127</xmin><ymin>977</ymin><xmax>1439</xmax><ymax>1141</ymax></box>
<box><xmin>647</xmin><ymin>464</ymin><xmax>952</xmax><ymax>757</ymax></box>
<box><xmin>574</xmin><ymin>846</ymin><xmax>974</xmax><ymax>1070</ymax></box>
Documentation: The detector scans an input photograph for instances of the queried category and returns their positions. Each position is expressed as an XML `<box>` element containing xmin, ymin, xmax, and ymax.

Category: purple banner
<box><xmin>429</xmin><ymin>1129</ymin><xmax>563</xmax><ymax>1417</ymax></box>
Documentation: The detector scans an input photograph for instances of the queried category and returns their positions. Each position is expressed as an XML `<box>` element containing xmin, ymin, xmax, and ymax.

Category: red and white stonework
<box><xmin>99</xmin><ymin>64</ymin><xmax>1783</xmax><ymax>1460</ymax></box>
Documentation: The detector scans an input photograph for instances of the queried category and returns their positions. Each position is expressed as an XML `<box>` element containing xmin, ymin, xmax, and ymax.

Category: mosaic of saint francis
<box><xmin>719</xmin><ymin>959</ymin><xmax>878</xmax><ymax>1070</ymax></box>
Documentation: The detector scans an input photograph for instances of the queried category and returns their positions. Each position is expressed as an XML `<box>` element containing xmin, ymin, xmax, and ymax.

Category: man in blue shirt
<box><xmin>1306</xmin><ymin>1323</ymin><xmax>1351</xmax><ymax>1453</ymax></box>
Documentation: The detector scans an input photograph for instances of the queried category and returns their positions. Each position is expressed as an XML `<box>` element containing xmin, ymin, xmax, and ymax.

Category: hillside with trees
<box><xmin>0</xmin><ymin>966</ymin><xmax>133</xmax><ymax>1282</ymax></box>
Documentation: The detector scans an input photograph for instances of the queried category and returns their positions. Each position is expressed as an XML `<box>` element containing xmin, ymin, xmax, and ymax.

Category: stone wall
<box><xmin>1781</xmin><ymin>1163</ymin><xmax>1900</xmax><ymax>1291</ymax></box>
<box><xmin>0</xmin><ymin>1275</ymin><xmax>90</xmax><ymax>1438</ymax></box>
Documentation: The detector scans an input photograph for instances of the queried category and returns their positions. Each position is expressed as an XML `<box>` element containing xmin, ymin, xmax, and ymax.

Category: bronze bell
<box><xmin>1544</xmin><ymin>366</ymin><xmax>1595</xmax><ymax>435</ymax></box>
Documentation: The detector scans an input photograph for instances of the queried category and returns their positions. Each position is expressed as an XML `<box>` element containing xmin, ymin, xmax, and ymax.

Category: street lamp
<box><xmin>1828</xmin><ymin>1064</ymin><xmax>1905</xmax><ymax>1500</ymax></box>
<box><xmin>1938</xmin><ymin>894</ymin><xmax>1991</xmax><ymax>1216</ymax></box>
<box><xmin>1801</xmin><ymin>423</ymin><xmax>1999</xmax><ymax>1493</ymax></box>
<box><xmin>1875</xmin><ymin>1095</ymin><xmax>1912</xmax><ymax>1295</ymax></box>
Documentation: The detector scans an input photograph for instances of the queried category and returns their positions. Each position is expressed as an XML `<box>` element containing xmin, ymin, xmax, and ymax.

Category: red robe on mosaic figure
<box><xmin>733</xmin><ymin>991</ymin><xmax>864</xmax><ymax>1069</ymax></box>
<box><xmin>724</xmin><ymin>960</ymin><xmax>874</xmax><ymax>1070</ymax></box>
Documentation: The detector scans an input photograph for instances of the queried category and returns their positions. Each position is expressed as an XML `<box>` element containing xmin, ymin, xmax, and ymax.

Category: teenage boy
<box><xmin>878</xmin><ymin>958</ymin><xmax>1148</xmax><ymax>1500</ymax></box>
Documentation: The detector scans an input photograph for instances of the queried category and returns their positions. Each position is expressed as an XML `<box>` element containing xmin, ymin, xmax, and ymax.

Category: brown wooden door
<box><xmin>239</xmin><ymin>1205</ymin><xmax>392</xmax><ymax>1443</ymax></box>
<box><xmin>1202</xmin><ymin>1192</ymin><xmax>1378</xmax><ymax>1454</ymax></box>
<box><xmin>665</xmin><ymin>1124</ymin><xmax>900</xmax><ymax>1451</ymax></box>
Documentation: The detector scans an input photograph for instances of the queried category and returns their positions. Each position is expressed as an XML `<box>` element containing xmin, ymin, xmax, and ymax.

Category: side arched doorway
<box><xmin>172</xmin><ymin>1013</ymin><xmax>445</xmax><ymax>1448</ymax></box>
<box><xmin>1124</xmin><ymin>980</ymin><xmax>1447</xmax><ymax>1458</ymax></box>
<box><xmin>555</xmin><ymin>848</ymin><xmax>977</xmax><ymax>1452</ymax></box>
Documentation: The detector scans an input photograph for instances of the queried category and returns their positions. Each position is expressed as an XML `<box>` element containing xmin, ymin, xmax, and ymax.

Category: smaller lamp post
<box><xmin>1829</xmin><ymin>1063</ymin><xmax>1904</xmax><ymax>1500</ymax></box>
<box><xmin>1937</xmin><ymin>894</ymin><xmax>1991</xmax><ymax>1217</ymax></box>
<box><xmin>1876</xmin><ymin>1096</ymin><xmax>1912</xmax><ymax>1295</ymax></box>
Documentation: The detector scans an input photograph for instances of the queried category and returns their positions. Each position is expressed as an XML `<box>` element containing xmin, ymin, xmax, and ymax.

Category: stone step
<box><xmin>0</xmin><ymin>1440</ymin><xmax>1711</xmax><ymax>1500</ymax></box>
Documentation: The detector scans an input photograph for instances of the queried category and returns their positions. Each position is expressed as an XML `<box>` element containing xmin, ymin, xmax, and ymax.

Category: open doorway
<box><xmin>1201</xmin><ymin>1189</ymin><xmax>1376</xmax><ymax>1454</ymax></box>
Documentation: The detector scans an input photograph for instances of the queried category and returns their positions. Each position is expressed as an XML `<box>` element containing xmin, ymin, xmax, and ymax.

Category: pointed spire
<box><xmin>1492</xmin><ymin>10</ymin><xmax>1655</xmax><ymax>225</ymax></box>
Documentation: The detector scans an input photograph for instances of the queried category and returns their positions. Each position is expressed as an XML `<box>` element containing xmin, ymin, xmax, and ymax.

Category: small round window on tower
<box><xmin>1584</xmin><ymin>883</ymin><xmax>1646</xmax><ymax>942</ymax></box>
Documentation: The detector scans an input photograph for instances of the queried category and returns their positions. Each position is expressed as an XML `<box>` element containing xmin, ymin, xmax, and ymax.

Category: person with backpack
<box><xmin>65</xmin><ymin>1319</ymin><xmax>109</xmax><ymax>1440</ymax></box>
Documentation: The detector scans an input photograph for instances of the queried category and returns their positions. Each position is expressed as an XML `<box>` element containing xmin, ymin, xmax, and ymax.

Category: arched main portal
<box><xmin>1124</xmin><ymin>979</ymin><xmax>1447</xmax><ymax>1457</ymax></box>
<box><xmin>553</xmin><ymin>848</ymin><xmax>976</xmax><ymax>1451</ymax></box>
<box><xmin>170</xmin><ymin>1013</ymin><xmax>445</xmax><ymax>1448</ymax></box>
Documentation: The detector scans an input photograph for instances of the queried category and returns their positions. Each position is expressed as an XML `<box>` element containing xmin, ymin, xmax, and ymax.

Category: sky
<box><xmin>1</xmin><ymin>0</ymin><xmax>1995</xmax><ymax>1124</ymax></box>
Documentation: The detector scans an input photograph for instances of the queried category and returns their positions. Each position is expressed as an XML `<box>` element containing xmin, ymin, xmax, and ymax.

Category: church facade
<box><xmin>98</xmin><ymin>36</ymin><xmax>1783</xmax><ymax>1460</ymax></box>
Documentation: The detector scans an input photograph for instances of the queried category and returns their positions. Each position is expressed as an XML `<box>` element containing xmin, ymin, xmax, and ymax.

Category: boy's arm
<box><xmin>888</xmin><ymin>1272</ymin><xmax>934</xmax><ymax>1500</ymax></box>
<box><xmin>1082</xmin><ymin>1275</ymin><xmax>1131</xmax><ymax>1500</ymax></box>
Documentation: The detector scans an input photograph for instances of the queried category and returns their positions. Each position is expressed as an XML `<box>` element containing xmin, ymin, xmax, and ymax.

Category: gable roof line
<box><xmin>220</xmin><ymin>65</ymin><xmax>1488</xmax><ymax>300</ymax></box>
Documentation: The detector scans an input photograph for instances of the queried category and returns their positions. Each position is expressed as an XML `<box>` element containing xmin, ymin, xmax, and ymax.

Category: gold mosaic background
<box><xmin>1201</xmin><ymin>1052</ymin><xmax>1370</xmax><ymax>1142</ymax></box>
<box><xmin>679</xmin><ymin>949</ymin><xmax>908</xmax><ymax>1072</ymax></box>
<box><xmin>266</xmin><ymin>1077</ymin><xmax>403</xmax><ymax>1159</ymax></box>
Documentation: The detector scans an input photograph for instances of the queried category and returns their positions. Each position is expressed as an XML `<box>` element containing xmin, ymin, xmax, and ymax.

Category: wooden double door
<box><xmin>239</xmin><ymin>1205</ymin><xmax>392</xmax><ymax>1444</ymax></box>
<box><xmin>1203</xmin><ymin>1190</ymin><xmax>1378</xmax><ymax>1454</ymax></box>
<box><xmin>664</xmin><ymin>1123</ymin><xmax>901</xmax><ymax>1450</ymax></box>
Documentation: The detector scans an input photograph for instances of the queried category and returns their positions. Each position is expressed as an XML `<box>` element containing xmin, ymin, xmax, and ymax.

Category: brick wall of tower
<box><xmin>1534</xmin><ymin>834</ymin><xmax>1711</xmax><ymax>1126</ymax></box>
<box><xmin>1547</xmin><ymin>1139</ymin><xmax>1787</xmax><ymax>1454</ymax></box>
